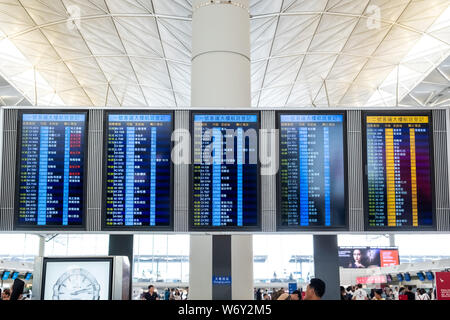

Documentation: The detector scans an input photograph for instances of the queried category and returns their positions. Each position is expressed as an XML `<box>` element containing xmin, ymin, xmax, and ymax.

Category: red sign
<box><xmin>436</xmin><ymin>272</ymin><xmax>450</xmax><ymax>300</ymax></box>
<box><xmin>380</xmin><ymin>250</ymin><xmax>400</xmax><ymax>267</ymax></box>
<box><xmin>356</xmin><ymin>275</ymin><xmax>387</xmax><ymax>284</ymax></box>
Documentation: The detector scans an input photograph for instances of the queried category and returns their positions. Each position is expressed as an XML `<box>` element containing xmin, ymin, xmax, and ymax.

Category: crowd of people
<box><xmin>255</xmin><ymin>278</ymin><xmax>326</xmax><ymax>300</ymax></box>
<box><xmin>140</xmin><ymin>285</ymin><xmax>189</xmax><ymax>300</ymax></box>
<box><xmin>340</xmin><ymin>284</ymin><xmax>436</xmax><ymax>300</ymax></box>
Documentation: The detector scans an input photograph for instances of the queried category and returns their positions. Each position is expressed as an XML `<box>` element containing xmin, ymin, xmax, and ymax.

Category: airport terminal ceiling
<box><xmin>0</xmin><ymin>0</ymin><xmax>449</xmax><ymax>109</ymax></box>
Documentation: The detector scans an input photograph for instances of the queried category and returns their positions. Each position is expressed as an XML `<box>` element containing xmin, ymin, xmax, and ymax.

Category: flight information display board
<box><xmin>103</xmin><ymin>113</ymin><xmax>172</xmax><ymax>229</ymax></box>
<box><xmin>191</xmin><ymin>113</ymin><xmax>259</xmax><ymax>230</ymax></box>
<box><xmin>16</xmin><ymin>112</ymin><xmax>87</xmax><ymax>228</ymax></box>
<box><xmin>278</xmin><ymin>113</ymin><xmax>347</xmax><ymax>229</ymax></box>
<box><xmin>364</xmin><ymin>113</ymin><xmax>434</xmax><ymax>230</ymax></box>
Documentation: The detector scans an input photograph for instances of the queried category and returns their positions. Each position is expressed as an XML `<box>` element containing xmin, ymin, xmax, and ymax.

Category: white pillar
<box><xmin>189</xmin><ymin>234</ymin><xmax>213</xmax><ymax>300</ymax></box>
<box><xmin>191</xmin><ymin>0</ymin><xmax>251</xmax><ymax>107</ymax></box>
<box><xmin>190</xmin><ymin>0</ymin><xmax>253</xmax><ymax>300</ymax></box>
<box><xmin>231</xmin><ymin>235</ymin><xmax>253</xmax><ymax>300</ymax></box>
<box><xmin>389</xmin><ymin>234</ymin><xmax>396</xmax><ymax>247</ymax></box>
<box><xmin>38</xmin><ymin>235</ymin><xmax>45</xmax><ymax>257</ymax></box>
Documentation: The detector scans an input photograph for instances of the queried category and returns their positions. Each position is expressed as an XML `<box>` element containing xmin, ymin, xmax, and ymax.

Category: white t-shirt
<box><xmin>353</xmin><ymin>288</ymin><xmax>368</xmax><ymax>300</ymax></box>
<box><xmin>394</xmin><ymin>291</ymin><xmax>399</xmax><ymax>300</ymax></box>
<box><xmin>418</xmin><ymin>293</ymin><xmax>430</xmax><ymax>300</ymax></box>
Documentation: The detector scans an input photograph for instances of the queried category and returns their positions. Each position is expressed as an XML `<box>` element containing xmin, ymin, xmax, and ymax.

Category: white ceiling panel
<box><xmin>0</xmin><ymin>0</ymin><xmax>448</xmax><ymax>108</ymax></box>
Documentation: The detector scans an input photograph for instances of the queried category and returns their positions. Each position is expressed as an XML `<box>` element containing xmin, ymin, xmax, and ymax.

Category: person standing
<box><xmin>303</xmin><ymin>279</ymin><xmax>326</xmax><ymax>300</ymax></box>
<box><xmin>405</xmin><ymin>286</ymin><xmax>415</xmax><ymax>301</ymax></box>
<box><xmin>393</xmin><ymin>287</ymin><xmax>399</xmax><ymax>300</ymax></box>
<box><xmin>345</xmin><ymin>286</ymin><xmax>353</xmax><ymax>300</ymax></box>
<box><xmin>164</xmin><ymin>288</ymin><xmax>170</xmax><ymax>300</ymax></box>
<box><xmin>352</xmin><ymin>284</ymin><xmax>368</xmax><ymax>300</ymax></box>
<box><xmin>277</xmin><ymin>289</ymin><xmax>301</xmax><ymax>300</ymax></box>
<box><xmin>417</xmin><ymin>288</ymin><xmax>430</xmax><ymax>300</ymax></box>
<box><xmin>143</xmin><ymin>285</ymin><xmax>159</xmax><ymax>301</ymax></box>
<box><xmin>372</xmin><ymin>289</ymin><xmax>385</xmax><ymax>300</ymax></box>
<box><xmin>1</xmin><ymin>288</ymin><xmax>11</xmax><ymax>300</ymax></box>
<box><xmin>340</xmin><ymin>286</ymin><xmax>348</xmax><ymax>300</ymax></box>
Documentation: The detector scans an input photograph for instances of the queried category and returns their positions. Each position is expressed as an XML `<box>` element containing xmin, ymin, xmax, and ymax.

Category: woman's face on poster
<box><xmin>353</xmin><ymin>249</ymin><xmax>362</xmax><ymax>263</ymax></box>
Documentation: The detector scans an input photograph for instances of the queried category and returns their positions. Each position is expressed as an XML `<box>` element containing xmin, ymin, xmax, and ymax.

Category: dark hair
<box><xmin>346</xmin><ymin>286</ymin><xmax>352</xmax><ymax>291</ymax></box>
<box><xmin>408</xmin><ymin>286</ymin><xmax>412</xmax><ymax>291</ymax></box>
<box><xmin>3</xmin><ymin>288</ymin><xmax>11</xmax><ymax>296</ymax></box>
<box><xmin>292</xmin><ymin>290</ymin><xmax>301</xmax><ymax>297</ymax></box>
<box><xmin>10</xmin><ymin>278</ymin><xmax>25</xmax><ymax>300</ymax></box>
<box><xmin>357</xmin><ymin>284</ymin><xmax>363</xmax><ymax>289</ymax></box>
<box><xmin>375</xmin><ymin>289</ymin><xmax>383</xmax><ymax>295</ymax></box>
<box><xmin>148</xmin><ymin>285</ymin><xmax>154</xmax><ymax>289</ymax></box>
<box><xmin>309</xmin><ymin>278</ymin><xmax>326</xmax><ymax>298</ymax></box>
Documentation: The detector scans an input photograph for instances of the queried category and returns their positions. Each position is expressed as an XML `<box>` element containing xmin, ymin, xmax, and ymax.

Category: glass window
<box><xmin>395</xmin><ymin>234</ymin><xmax>450</xmax><ymax>263</ymax></box>
<box><xmin>133</xmin><ymin>235</ymin><xmax>189</xmax><ymax>284</ymax></box>
<box><xmin>338</xmin><ymin>234</ymin><xmax>391</xmax><ymax>247</ymax></box>
<box><xmin>0</xmin><ymin>234</ymin><xmax>39</xmax><ymax>263</ymax></box>
<box><xmin>253</xmin><ymin>235</ymin><xmax>314</xmax><ymax>285</ymax></box>
<box><xmin>45</xmin><ymin>234</ymin><xmax>109</xmax><ymax>256</ymax></box>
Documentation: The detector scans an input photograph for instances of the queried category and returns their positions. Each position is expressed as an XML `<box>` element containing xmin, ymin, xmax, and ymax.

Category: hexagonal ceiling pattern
<box><xmin>0</xmin><ymin>0</ymin><xmax>449</xmax><ymax>107</ymax></box>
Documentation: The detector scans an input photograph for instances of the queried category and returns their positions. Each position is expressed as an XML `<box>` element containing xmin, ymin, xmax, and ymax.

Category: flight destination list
<box><xmin>193</xmin><ymin>114</ymin><xmax>259</xmax><ymax>228</ymax></box>
<box><xmin>365</xmin><ymin>115</ymin><xmax>433</xmax><ymax>228</ymax></box>
<box><xmin>105</xmin><ymin>114</ymin><xmax>172</xmax><ymax>227</ymax></box>
<box><xmin>279</xmin><ymin>114</ymin><xmax>346</xmax><ymax>227</ymax></box>
<box><xmin>17</xmin><ymin>113</ymin><xmax>86</xmax><ymax>227</ymax></box>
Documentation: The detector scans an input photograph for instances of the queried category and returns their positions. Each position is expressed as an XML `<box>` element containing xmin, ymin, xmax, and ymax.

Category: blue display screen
<box><xmin>105</xmin><ymin>114</ymin><xmax>172</xmax><ymax>227</ymax></box>
<box><xmin>426</xmin><ymin>272</ymin><xmax>434</xmax><ymax>280</ymax></box>
<box><xmin>404</xmin><ymin>273</ymin><xmax>411</xmax><ymax>281</ymax></box>
<box><xmin>11</xmin><ymin>272</ymin><xmax>19</xmax><ymax>280</ymax></box>
<box><xmin>192</xmin><ymin>114</ymin><xmax>259</xmax><ymax>228</ymax></box>
<box><xmin>25</xmin><ymin>273</ymin><xmax>32</xmax><ymax>281</ymax></box>
<box><xmin>397</xmin><ymin>274</ymin><xmax>404</xmax><ymax>281</ymax></box>
<box><xmin>417</xmin><ymin>272</ymin><xmax>425</xmax><ymax>281</ymax></box>
<box><xmin>17</xmin><ymin>113</ymin><xmax>86</xmax><ymax>227</ymax></box>
<box><xmin>279</xmin><ymin>114</ymin><xmax>346</xmax><ymax>228</ymax></box>
<box><xmin>2</xmin><ymin>271</ymin><xmax>11</xmax><ymax>280</ymax></box>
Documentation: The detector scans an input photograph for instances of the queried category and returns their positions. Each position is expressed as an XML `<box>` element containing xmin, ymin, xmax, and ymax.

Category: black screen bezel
<box><xmin>14</xmin><ymin>110</ymin><xmax>89</xmax><ymax>231</ymax></box>
<box><xmin>101</xmin><ymin>110</ymin><xmax>174</xmax><ymax>231</ymax></box>
<box><xmin>41</xmin><ymin>257</ymin><xmax>114</xmax><ymax>300</ymax></box>
<box><xmin>276</xmin><ymin>110</ymin><xmax>349</xmax><ymax>231</ymax></box>
<box><xmin>189</xmin><ymin>111</ymin><xmax>262</xmax><ymax>232</ymax></box>
<box><xmin>362</xmin><ymin>110</ymin><xmax>437</xmax><ymax>231</ymax></box>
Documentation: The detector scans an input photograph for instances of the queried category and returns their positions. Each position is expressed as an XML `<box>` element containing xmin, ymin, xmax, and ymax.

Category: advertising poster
<box><xmin>43</xmin><ymin>260</ymin><xmax>112</xmax><ymax>300</ymax></box>
<box><xmin>339</xmin><ymin>247</ymin><xmax>400</xmax><ymax>268</ymax></box>
<box><xmin>436</xmin><ymin>272</ymin><xmax>450</xmax><ymax>300</ymax></box>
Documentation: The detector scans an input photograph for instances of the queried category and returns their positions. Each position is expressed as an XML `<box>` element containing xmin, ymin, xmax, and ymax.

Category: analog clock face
<box><xmin>52</xmin><ymin>268</ymin><xmax>100</xmax><ymax>300</ymax></box>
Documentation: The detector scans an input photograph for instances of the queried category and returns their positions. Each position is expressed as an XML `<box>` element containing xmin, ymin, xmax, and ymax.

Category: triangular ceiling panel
<box><xmin>0</xmin><ymin>0</ymin><xmax>448</xmax><ymax>108</ymax></box>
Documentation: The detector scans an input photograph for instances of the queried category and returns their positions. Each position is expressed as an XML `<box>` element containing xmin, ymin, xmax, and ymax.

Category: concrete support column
<box><xmin>190</xmin><ymin>0</ymin><xmax>253</xmax><ymax>300</ymax></box>
<box><xmin>109</xmin><ymin>234</ymin><xmax>133</xmax><ymax>300</ymax></box>
<box><xmin>191</xmin><ymin>0</ymin><xmax>250</xmax><ymax>107</ymax></box>
<box><xmin>38</xmin><ymin>235</ymin><xmax>45</xmax><ymax>257</ymax></box>
<box><xmin>231</xmin><ymin>235</ymin><xmax>253</xmax><ymax>300</ymax></box>
<box><xmin>189</xmin><ymin>234</ymin><xmax>213</xmax><ymax>300</ymax></box>
<box><xmin>389</xmin><ymin>234</ymin><xmax>396</xmax><ymax>247</ymax></box>
<box><xmin>313</xmin><ymin>235</ymin><xmax>340</xmax><ymax>300</ymax></box>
